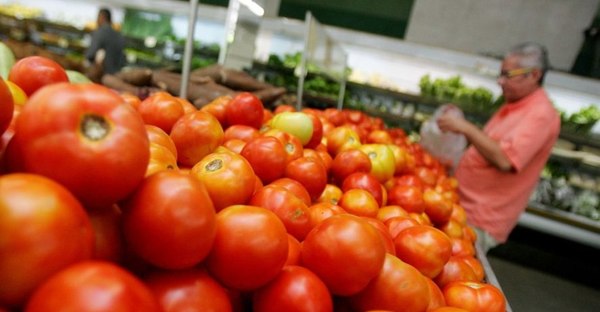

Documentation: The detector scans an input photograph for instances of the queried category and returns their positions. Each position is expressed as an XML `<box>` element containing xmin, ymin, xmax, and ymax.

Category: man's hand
<box><xmin>437</xmin><ymin>112</ymin><xmax>471</xmax><ymax>134</ymax></box>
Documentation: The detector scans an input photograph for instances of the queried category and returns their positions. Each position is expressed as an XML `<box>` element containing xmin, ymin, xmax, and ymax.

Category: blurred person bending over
<box><xmin>437</xmin><ymin>42</ymin><xmax>560</xmax><ymax>252</ymax></box>
<box><xmin>85</xmin><ymin>7</ymin><xmax>126</xmax><ymax>76</ymax></box>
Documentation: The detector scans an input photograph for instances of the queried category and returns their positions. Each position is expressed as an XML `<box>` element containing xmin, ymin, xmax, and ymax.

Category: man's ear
<box><xmin>531</xmin><ymin>68</ymin><xmax>543</xmax><ymax>81</ymax></box>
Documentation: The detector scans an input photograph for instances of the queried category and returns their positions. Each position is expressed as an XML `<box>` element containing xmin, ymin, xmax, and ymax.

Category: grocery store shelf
<box><xmin>520</xmin><ymin>204</ymin><xmax>600</xmax><ymax>249</ymax></box>
<box><xmin>476</xmin><ymin>244</ymin><xmax>513</xmax><ymax>312</ymax></box>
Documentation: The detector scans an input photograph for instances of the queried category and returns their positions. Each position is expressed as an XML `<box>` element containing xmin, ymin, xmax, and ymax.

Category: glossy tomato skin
<box><xmin>24</xmin><ymin>261</ymin><xmax>161</xmax><ymax>312</ymax></box>
<box><xmin>249</xmin><ymin>184</ymin><xmax>312</xmax><ymax>241</ymax></box>
<box><xmin>146</xmin><ymin>124</ymin><xmax>178</xmax><ymax>157</ymax></box>
<box><xmin>0</xmin><ymin>78</ymin><xmax>14</xmax><ymax>136</ymax></box>
<box><xmin>342</xmin><ymin>172</ymin><xmax>384</xmax><ymax>207</ymax></box>
<box><xmin>121</xmin><ymin>171</ymin><xmax>216</xmax><ymax>269</ymax></box>
<box><xmin>137</xmin><ymin>91</ymin><xmax>186</xmax><ymax>133</ymax></box>
<box><xmin>241</xmin><ymin>136</ymin><xmax>287</xmax><ymax>184</ymax></box>
<box><xmin>206</xmin><ymin>205</ymin><xmax>288</xmax><ymax>292</ymax></box>
<box><xmin>325</xmin><ymin>126</ymin><xmax>361</xmax><ymax>157</ymax></box>
<box><xmin>387</xmin><ymin>184</ymin><xmax>425</xmax><ymax>213</ymax></box>
<box><xmin>301</xmin><ymin>214</ymin><xmax>386</xmax><ymax>296</ymax></box>
<box><xmin>144</xmin><ymin>268</ymin><xmax>233</xmax><ymax>312</ymax></box>
<box><xmin>14</xmin><ymin>83</ymin><xmax>150</xmax><ymax>209</ymax></box>
<box><xmin>170</xmin><ymin>110</ymin><xmax>224</xmax><ymax>168</ymax></box>
<box><xmin>8</xmin><ymin>56</ymin><xmax>68</xmax><ymax>96</ymax></box>
<box><xmin>0</xmin><ymin>174</ymin><xmax>94</xmax><ymax>308</ymax></box>
<box><xmin>394</xmin><ymin>225</ymin><xmax>452</xmax><ymax>279</ymax></box>
<box><xmin>224</xmin><ymin>124</ymin><xmax>260</xmax><ymax>143</ymax></box>
<box><xmin>269</xmin><ymin>177</ymin><xmax>312</xmax><ymax>207</ymax></box>
<box><xmin>88</xmin><ymin>205</ymin><xmax>124</xmax><ymax>263</ymax></box>
<box><xmin>433</xmin><ymin>256</ymin><xmax>478</xmax><ymax>288</ymax></box>
<box><xmin>253</xmin><ymin>265</ymin><xmax>333</xmax><ymax>312</ymax></box>
<box><xmin>200</xmin><ymin>95</ymin><xmax>231</xmax><ymax>127</ymax></box>
<box><xmin>443</xmin><ymin>281</ymin><xmax>507</xmax><ymax>312</ymax></box>
<box><xmin>338</xmin><ymin>189</ymin><xmax>379</xmax><ymax>218</ymax></box>
<box><xmin>285</xmin><ymin>156</ymin><xmax>328</xmax><ymax>201</ymax></box>
<box><xmin>225</xmin><ymin>92</ymin><xmax>264</xmax><ymax>129</ymax></box>
<box><xmin>349</xmin><ymin>254</ymin><xmax>430</xmax><ymax>312</ymax></box>
<box><xmin>191</xmin><ymin>150</ymin><xmax>256</xmax><ymax>212</ymax></box>
<box><xmin>330</xmin><ymin>148</ymin><xmax>371</xmax><ymax>184</ymax></box>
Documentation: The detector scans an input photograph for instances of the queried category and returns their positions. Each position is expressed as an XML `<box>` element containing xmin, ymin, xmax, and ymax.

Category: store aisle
<box><xmin>486</xmin><ymin>226</ymin><xmax>600</xmax><ymax>312</ymax></box>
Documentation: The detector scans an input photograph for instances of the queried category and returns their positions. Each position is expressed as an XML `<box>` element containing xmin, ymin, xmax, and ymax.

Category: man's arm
<box><xmin>438</xmin><ymin>114</ymin><xmax>513</xmax><ymax>172</ymax></box>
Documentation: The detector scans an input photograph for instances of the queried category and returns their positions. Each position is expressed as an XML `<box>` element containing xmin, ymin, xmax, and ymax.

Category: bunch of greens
<box><xmin>419</xmin><ymin>74</ymin><xmax>499</xmax><ymax>115</ymax></box>
<box><xmin>561</xmin><ymin>105</ymin><xmax>600</xmax><ymax>133</ymax></box>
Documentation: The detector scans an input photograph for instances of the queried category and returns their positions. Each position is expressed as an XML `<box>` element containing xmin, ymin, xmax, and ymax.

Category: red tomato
<box><xmin>146</xmin><ymin>142</ymin><xmax>179</xmax><ymax>177</ymax></box>
<box><xmin>387</xmin><ymin>185</ymin><xmax>425</xmax><ymax>213</ymax></box>
<box><xmin>362</xmin><ymin>217</ymin><xmax>396</xmax><ymax>255</ymax></box>
<box><xmin>274</xmin><ymin>104</ymin><xmax>295</xmax><ymax>114</ymax></box>
<box><xmin>301</xmin><ymin>214</ymin><xmax>386</xmax><ymax>296</ymax></box>
<box><xmin>13</xmin><ymin>83</ymin><xmax>149</xmax><ymax>209</ymax></box>
<box><xmin>223</xmin><ymin>138</ymin><xmax>246</xmax><ymax>154</ymax></box>
<box><xmin>450</xmin><ymin>203</ymin><xmax>468</xmax><ymax>225</ymax></box>
<box><xmin>241</xmin><ymin>136</ymin><xmax>287</xmax><ymax>183</ymax></box>
<box><xmin>384</xmin><ymin>216</ymin><xmax>420</xmax><ymax>239</ymax></box>
<box><xmin>121</xmin><ymin>92</ymin><xmax>142</xmax><ymax>110</ymax></box>
<box><xmin>323</xmin><ymin>108</ymin><xmax>346</xmax><ymax>126</ymax></box>
<box><xmin>426</xmin><ymin>276</ymin><xmax>447</xmax><ymax>311</ymax></box>
<box><xmin>307</xmin><ymin>202</ymin><xmax>346</xmax><ymax>228</ymax></box>
<box><xmin>342</xmin><ymin>172</ymin><xmax>384</xmax><ymax>207</ymax></box>
<box><xmin>439</xmin><ymin>219</ymin><xmax>465</xmax><ymax>239</ymax></box>
<box><xmin>8</xmin><ymin>56</ymin><xmax>68</xmax><ymax>96</ymax></box>
<box><xmin>443</xmin><ymin>282</ymin><xmax>507</xmax><ymax>312</ymax></box>
<box><xmin>316</xmin><ymin>184</ymin><xmax>343</xmax><ymax>205</ymax></box>
<box><xmin>285</xmin><ymin>234</ymin><xmax>302</xmax><ymax>266</ymax></box>
<box><xmin>206</xmin><ymin>205</ymin><xmax>288</xmax><ymax>291</ymax></box>
<box><xmin>253</xmin><ymin>265</ymin><xmax>333</xmax><ymax>312</ymax></box>
<box><xmin>386</xmin><ymin>174</ymin><xmax>424</xmax><ymax>191</ymax></box>
<box><xmin>25</xmin><ymin>261</ymin><xmax>161</xmax><ymax>312</ymax></box>
<box><xmin>249</xmin><ymin>184</ymin><xmax>312</xmax><ymax>241</ymax></box>
<box><xmin>462</xmin><ymin>256</ymin><xmax>485</xmax><ymax>282</ymax></box>
<box><xmin>225</xmin><ymin>92</ymin><xmax>264</xmax><ymax>129</ymax></box>
<box><xmin>304</xmin><ymin>112</ymin><xmax>324</xmax><ymax>149</ymax></box>
<box><xmin>338</xmin><ymin>189</ymin><xmax>379</xmax><ymax>218</ymax></box>
<box><xmin>200</xmin><ymin>95</ymin><xmax>231</xmax><ymax>127</ymax></box>
<box><xmin>88</xmin><ymin>205</ymin><xmax>124</xmax><ymax>263</ymax></box>
<box><xmin>414</xmin><ymin>166</ymin><xmax>438</xmax><ymax>188</ymax></box>
<box><xmin>285</xmin><ymin>156</ymin><xmax>327</xmax><ymax>201</ymax></box>
<box><xmin>146</xmin><ymin>124</ymin><xmax>178</xmax><ymax>158</ymax></box>
<box><xmin>366</xmin><ymin>130</ymin><xmax>393</xmax><ymax>144</ymax></box>
<box><xmin>262</xmin><ymin>128</ymin><xmax>304</xmax><ymax>164</ymax></box>
<box><xmin>224</xmin><ymin>124</ymin><xmax>260</xmax><ymax>142</ymax></box>
<box><xmin>0</xmin><ymin>174</ymin><xmax>94</xmax><ymax>308</ymax></box>
<box><xmin>144</xmin><ymin>269</ymin><xmax>232</xmax><ymax>312</ymax></box>
<box><xmin>137</xmin><ymin>91</ymin><xmax>186</xmax><ymax>133</ymax></box>
<box><xmin>0</xmin><ymin>78</ymin><xmax>14</xmax><ymax>136</ymax></box>
<box><xmin>429</xmin><ymin>307</ymin><xmax>470</xmax><ymax>312</ymax></box>
<box><xmin>121</xmin><ymin>171</ymin><xmax>216</xmax><ymax>269</ymax></box>
<box><xmin>175</xmin><ymin>96</ymin><xmax>197</xmax><ymax>114</ymax></box>
<box><xmin>423</xmin><ymin>188</ymin><xmax>453</xmax><ymax>225</ymax></box>
<box><xmin>450</xmin><ymin>238</ymin><xmax>476</xmax><ymax>257</ymax></box>
<box><xmin>394</xmin><ymin>225</ymin><xmax>452</xmax><ymax>279</ymax></box>
<box><xmin>387</xmin><ymin>144</ymin><xmax>408</xmax><ymax>175</ymax></box>
<box><xmin>170</xmin><ymin>110</ymin><xmax>224</xmax><ymax>168</ymax></box>
<box><xmin>433</xmin><ymin>256</ymin><xmax>478</xmax><ymax>288</ymax></box>
<box><xmin>325</xmin><ymin>126</ymin><xmax>361</xmax><ymax>156</ymax></box>
<box><xmin>376</xmin><ymin>205</ymin><xmax>409</xmax><ymax>223</ymax></box>
<box><xmin>269</xmin><ymin>177</ymin><xmax>312</xmax><ymax>206</ymax></box>
<box><xmin>191</xmin><ymin>151</ymin><xmax>256</xmax><ymax>212</ymax></box>
<box><xmin>349</xmin><ymin>254</ymin><xmax>430</xmax><ymax>312</ymax></box>
<box><xmin>331</xmin><ymin>149</ymin><xmax>372</xmax><ymax>184</ymax></box>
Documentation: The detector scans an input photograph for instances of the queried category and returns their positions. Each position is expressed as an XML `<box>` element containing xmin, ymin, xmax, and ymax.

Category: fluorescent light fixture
<box><xmin>239</xmin><ymin>0</ymin><xmax>264</xmax><ymax>16</ymax></box>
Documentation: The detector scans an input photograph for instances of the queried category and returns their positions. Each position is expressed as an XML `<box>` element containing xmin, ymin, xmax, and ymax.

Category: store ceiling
<box><xmin>197</xmin><ymin>0</ymin><xmax>416</xmax><ymax>39</ymax></box>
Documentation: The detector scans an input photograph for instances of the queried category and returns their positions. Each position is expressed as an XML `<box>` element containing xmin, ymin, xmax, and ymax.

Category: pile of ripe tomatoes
<box><xmin>0</xmin><ymin>56</ymin><xmax>507</xmax><ymax>312</ymax></box>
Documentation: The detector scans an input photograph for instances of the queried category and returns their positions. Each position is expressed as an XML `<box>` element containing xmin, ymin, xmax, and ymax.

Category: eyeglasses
<box><xmin>497</xmin><ymin>67</ymin><xmax>534</xmax><ymax>79</ymax></box>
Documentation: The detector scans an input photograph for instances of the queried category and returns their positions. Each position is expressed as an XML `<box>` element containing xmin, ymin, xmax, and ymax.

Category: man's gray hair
<box><xmin>506</xmin><ymin>42</ymin><xmax>550</xmax><ymax>85</ymax></box>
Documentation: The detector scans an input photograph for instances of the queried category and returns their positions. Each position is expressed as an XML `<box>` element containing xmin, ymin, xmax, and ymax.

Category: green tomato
<box><xmin>269</xmin><ymin>112</ymin><xmax>314</xmax><ymax>146</ymax></box>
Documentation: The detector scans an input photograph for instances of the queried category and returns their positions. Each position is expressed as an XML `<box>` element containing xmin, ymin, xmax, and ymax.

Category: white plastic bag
<box><xmin>419</xmin><ymin>104</ymin><xmax>467</xmax><ymax>170</ymax></box>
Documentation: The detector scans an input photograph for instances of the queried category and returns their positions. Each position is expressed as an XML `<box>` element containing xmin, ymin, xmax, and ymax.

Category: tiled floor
<box><xmin>485</xmin><ymin>226</ymin><xmax>600</xmax><ymax>312</ymax></box>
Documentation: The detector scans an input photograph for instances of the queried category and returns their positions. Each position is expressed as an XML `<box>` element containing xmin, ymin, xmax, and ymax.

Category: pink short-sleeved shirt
<box><xmin>455</xmin><ymin>88</ymin><xmax>560</xmax><ymax>242</ymax></box>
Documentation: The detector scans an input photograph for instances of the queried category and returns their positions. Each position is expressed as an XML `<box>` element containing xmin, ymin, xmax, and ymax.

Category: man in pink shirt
<box><xmin>438</xmin><ymin>42</ymin><xmax>561</xmax><ymax>252</ymax></box>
